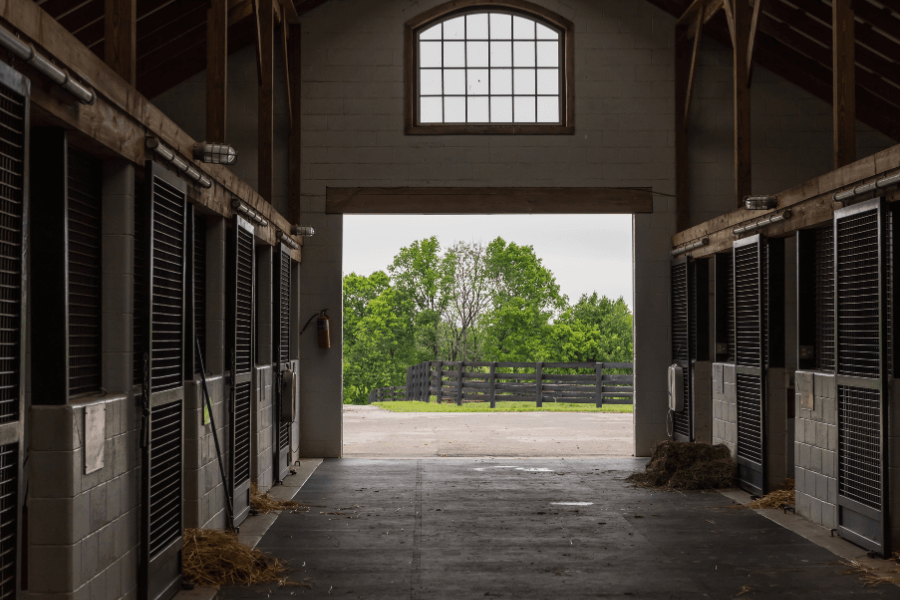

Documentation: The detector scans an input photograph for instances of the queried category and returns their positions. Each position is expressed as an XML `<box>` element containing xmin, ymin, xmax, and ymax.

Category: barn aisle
<box><xmin>217</xmin><ymin>459</ymin><xmax>883</xmax><ymax>599</ymax></box>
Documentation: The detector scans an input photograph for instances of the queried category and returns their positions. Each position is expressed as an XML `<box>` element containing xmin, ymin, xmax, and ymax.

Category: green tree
<box><xmin>544</xmin><ymin>293</ymin><xmax>633</xmax><ymax>364</ymax></box>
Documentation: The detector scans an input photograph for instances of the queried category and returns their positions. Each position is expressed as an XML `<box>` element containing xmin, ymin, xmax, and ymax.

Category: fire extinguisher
<box><xmin>301</xmin><ymin>309</ymin><xmax>331</xmax><ymax>349</ymax></box>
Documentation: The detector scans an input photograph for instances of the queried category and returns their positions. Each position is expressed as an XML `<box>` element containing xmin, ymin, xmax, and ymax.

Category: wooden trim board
<box><xmin>325</xmin><ymin>187</ymin><xmax>653</xmax><ymax>214</ymax></box>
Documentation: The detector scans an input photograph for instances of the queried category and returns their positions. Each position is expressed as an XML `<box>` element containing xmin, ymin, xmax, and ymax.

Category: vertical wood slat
<box><xmin>733</xmin><ymin>0</ymin><xmax>752</xmax><ymax>208</ymax></box>
<box><xmin>595</xmin><ymin>363</ymin><xmax>604</xmax><ymax>407</ymax></box>
<box><xmin>105</xmin><ymin>0</ymin><xmax>136</xmax><ymax>85</ymax></box>
<box><xmin>258</xmin><ymin>0</ymin><xmax>274</xmax><ymax>203</ymax></box>
<box><xmin>456</xmin><ymin>363</ymin><xmax>464</xmax><ymax>406</ymax></box>
<box><xmin>206</xmin><ymin>0</ymin><xmax>228</xmax><ymax>142</ymax></box>
<box><xmin>535</xmin><ymin>363</ymin><xmax>544</xmax><ymax>407</ymax></box>
<box><xmin>833</xmin><ymin>0</ymin><xmax>856</xmax><ymax>169</ymax></box>
<box><xmin>489</xmin><ymin>363</ymin><xmax>497</xmax><ymax>408</ymax></box>
<box><xmin>436</xmin><ymin>361</ymin><xmax>443</xmax><ymax>403</ymax></box>
<box><xmin>288</xmin><ymin>24</ymin><xmax>302</xmax><ymax>225</ymax></box>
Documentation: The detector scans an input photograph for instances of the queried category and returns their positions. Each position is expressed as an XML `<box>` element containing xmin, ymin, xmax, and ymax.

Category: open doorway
<box><xmin>341</xmin><ymin>213</ymin><xmax>635</xmax><ymax>458</ymax></box>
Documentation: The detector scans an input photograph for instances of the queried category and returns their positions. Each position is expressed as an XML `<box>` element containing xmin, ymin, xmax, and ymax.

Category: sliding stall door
<box><xmin>273</xmin><ymin>244</ymin><xmax>292</xmax><ymax>483</ymax></box>
<box><xmin>671</xmin><ymin>258</ymin><xmax>692</xmax><ymax>441</ymax></box>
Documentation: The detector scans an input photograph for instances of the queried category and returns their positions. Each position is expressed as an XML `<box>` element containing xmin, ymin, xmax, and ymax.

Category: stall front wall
<box><xmin>794</xmin><ymin>372</ymin><xmax>838</xmax><ymax>531</ymax></box>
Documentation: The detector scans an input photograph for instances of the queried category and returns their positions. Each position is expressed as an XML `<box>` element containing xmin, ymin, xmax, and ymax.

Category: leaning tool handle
<box><xmin>196</xmin><ymin>338</ymin><xmax>235</xmax><ymax>529</ymax></box>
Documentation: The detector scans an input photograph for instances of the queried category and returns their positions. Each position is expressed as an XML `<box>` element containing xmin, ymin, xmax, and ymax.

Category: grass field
<box><xmin>370</xmin><ymin>401</ymin><xmax>633</xmax><ymax>413</ymax></box>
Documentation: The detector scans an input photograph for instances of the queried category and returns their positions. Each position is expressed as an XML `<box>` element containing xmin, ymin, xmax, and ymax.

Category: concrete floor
<box><xmin>218</xmin><ymin>458</ymin><xmax>888</xmax><ymax>599</ymax></box>
<box><xmin>343</xmin><ymin>405</ymin><xmax>634</xmax><ymax>457</ymax></box>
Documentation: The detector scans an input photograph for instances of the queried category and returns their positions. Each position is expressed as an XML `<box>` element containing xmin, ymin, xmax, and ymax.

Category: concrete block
<box><xmin>810</xmin><ymin>446</ymin><xmax>823</xmax><ymax>474</ymax></box>
<box><xmin>810</xmin><ymin>496</ymin><xmax>823</xmax><ymax>525</ymax></box>
<box><xmin>827</xmin><ymin>424</ymin><xmax>838</xmax><ymax>452</ymax></box>
<box><xmin>821</xmin><ymin>396</ymin><xmax>837</xmax><ymax>426</ymax></box>
<box><xmin>28</xmin><ymin>494</ymin><xmax>91</xmax><ymax>546</ymax></box>
<box><xmin>796</xmin><ymin>491</ymin><xmax>811</xmax><ymax>518</ymax></box>
<box><xmin>794</xmin><ymin>465</ymin><xmax>806</xmax><ymax>492</ymax></box>
<box><xmin>28</xmin><ymin>542</ymin><xmax>82</xmax><ymax>593</ymax></box>
<box><xmin>814</xmin><ymin>372</ymin><xmax>836</xmax><ymax>399</ymax></box>
<box><xmin>822</xmin><ymin>450</ymin><xmax>836</xmax><ymax>478</ymax></box>
<box><xmin>723</xmin><ymin>364</ymin><xmax>736</xmax><ymax>384</ymax></box>
<box><xmin>724</xmin><ymin>382</ymin><xmax>736</xmax><ymax>403</ymax></box>
<box><xmin>821</xmin><ymin>502</ymin><xmax>837</xmax><ymax>531</ymax></box>
<box><xmin>797</xmin><ymin>442</ymin><xmax>810</xmax><ymax>469</ymax></box>
<box><xmin>815</xmin><ymin>421</ymin><xmax>827</xmax><ymax>449</ymax></box>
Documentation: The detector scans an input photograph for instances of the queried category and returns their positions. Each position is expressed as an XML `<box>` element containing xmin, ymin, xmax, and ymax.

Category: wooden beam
<box><xmin>207</xmin><ymin>0</ymin><xmax>228</xmax><ymax>142</ymax></box>
<box><xmin>282</xmin><ymin>21</ymin><xmax>292</xmax><ymax>129</ymax></box>
<box><xmin>259</xmin><ymin>0</ymin><xmax>274</xmax><ymax>203</ymax></box>
<box><xmin>675</xmin><ymin>23</ymin><xmax>691</xmax><ymax>232</ymax></box>
<box><xmin>677</xmin><ymin>0</ymin><xmax>724</xmax><ymax>27</ymax></box>
<box><xmin>104</xmin><ymin>0</ymin><xmax>136</xmax><ymax>85</ymax></box>
<box><xmin>746</xmin><ymin>0</ymin><xmax>763</xmax><ymax>86</ymax></box>
<box><xmin>288</xmin><ymin>23</ymin><xmax>302</xmax><ymax>226</ymax></box>
<box><xmin>251</xmin><ymin>0</ymin><xmax>263</xmax><ymax>86</ymax></box>
<box><xmin>684</xmin><ymin>13</ymin><xmax>703</xmax><ymax>123</ymax></box>
<box><xmin>733</xmin><ymin>0</ymin><xmax>751</xmax><ymax>208</ymax></box>
<box><xmin>325</xmin><ymin>187</ymin><xmax>654</xmax><ymax>215</ymax></box>
<box><xmin>294</xmin><ymin>0</ymin><xmax>333</xmax><ymax>16</ymax></box>
<box><xmin>833</xmin><ymin>0</ymin><xmax>856</xmax><ymax>169</ymax></box>
<box><xmin>720</xmin><ymin>0</ymin><xmax>736</xmax><ymax>47</ymax></box>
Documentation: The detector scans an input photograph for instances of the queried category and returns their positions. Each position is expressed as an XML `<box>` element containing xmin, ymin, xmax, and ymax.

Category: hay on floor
<box><xmin>748</xmin><ymin>478</ymin><xmax>794</xmax><ymax>509</ymax></box>
<box><xmin>182</xmin><ymin>528</ymin><xmax>298</xmax><ymax>588</ymax></box>
<box><xmin>250</xmin><ymin>482</ymin><xmax>312</xmax><ymax>514</ymax></box>
<box><xmin>626</xmin><ymin>440</ymin><xmax>735</xmax><ymax>490</ymax></box>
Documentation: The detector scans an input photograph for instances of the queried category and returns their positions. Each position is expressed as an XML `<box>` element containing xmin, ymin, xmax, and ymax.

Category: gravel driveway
<box><xmin>342</xmin><ymin>404</ymin><xmax>634</xmax><ymax>457</ymax></box>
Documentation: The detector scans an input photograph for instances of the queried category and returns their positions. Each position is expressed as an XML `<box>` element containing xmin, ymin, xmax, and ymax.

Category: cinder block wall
<box><xmin>253</xmin><ymin>365</ymin><xmax>275</xmax><ymax>492</ymax></box>
<box><xmin>712</xmin><ymin>363</ymin><xmax>736</xmax><ymax>454</ymax></box>
<box><xmin>794</xmin><ymin>372</ymin><xmax>838</xmax><ymax>531</ymax></box>
<box><xmin>183</xmin><ymin>377</ymin><xmax>228</xmax><ymax>530</ymax></box>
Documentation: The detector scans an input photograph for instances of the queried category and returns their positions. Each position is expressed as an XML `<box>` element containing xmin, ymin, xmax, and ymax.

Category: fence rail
<box><xmin>367</xmin><ymin>361</ymin><xmax>633</xmax><ymax>407</ymax></box>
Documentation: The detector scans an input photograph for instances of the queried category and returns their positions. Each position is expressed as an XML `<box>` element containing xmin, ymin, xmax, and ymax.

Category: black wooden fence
<box><xmin>367</xmin><ymin>361</ymin><xmax>633</xmax><ymax>407</ymax></box>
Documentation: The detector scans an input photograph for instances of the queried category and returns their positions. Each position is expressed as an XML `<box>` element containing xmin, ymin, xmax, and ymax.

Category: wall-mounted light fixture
<box><xmin>279</xmin><ymin>231</ymin><xmax>300</xmax><ymax>250</ymax></box>
<box><xmin>743</xmin><ymin>195</ymin><xmax>778</xmax><ymax>210</ymax></box>
<box><xmin>193</xmin><ymin>142</ymin><xmax>238</xmax><ymax>165</ymax></box>
<box><xmin>146</xmin><ymin>138</ymin><xmax>212</xmax><ymax>188</ymax></box>
<box><xmin>670</xmin><ymin>237</ymin><xmax>709</xmax><ymax>257</ymax></box>
<box><xmin>291</xmin><ymin>225</ymin><xmax>315</xmax><ymax>237</ymax></box>
<box><xmin>0</xmin><ymin>25</ymin><xmax>95</xmax><ymax>104</ymax></box>
<box><xmin>833</xmin><ymin>171</ymin><xmax>900</xmax><ymax>204</ymax></box>
<box><xmin>732</xmin><ymin>209</ymin><xmax>792</xmax><ymax>235</ymax></box>
<box><xmin>231</xmin><ymin>198</ymin><xmax>268</xmax><ymax>228</ymax></box>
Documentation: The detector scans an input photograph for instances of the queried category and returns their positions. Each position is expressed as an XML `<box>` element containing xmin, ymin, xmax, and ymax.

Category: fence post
<box><xmin>595</xmin><ymin>362</ymin><xmax>603</xmax><ymax>408</ymax></box>
<box><xmin>456</xmin><ymin>361</ymin><xmax>464</xmax><ymax>406</ymax></box>
<box><xmin>489</xmin><ymin>362</ymin><xmax>497</xmax><ymax>408</ymax></box>
<box><xmin>436</xmin><ymin>361</ymin><xmax>443</xmax><ymax>403</ymax></box>
<box><xmin>419</xmin><ymin>363</ymin><xmax>426</xmax><ymax>401</ymax></box>
<box><xmin>535</xmin><ymin>362</ymin><xmax>543</xmax><ymax>407</ymax></box>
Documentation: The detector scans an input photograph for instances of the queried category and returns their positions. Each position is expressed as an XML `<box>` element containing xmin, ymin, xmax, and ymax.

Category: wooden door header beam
<box><xmin>325</xmin><ymin>187</ymin><xmax>653</xmax><ymax>214</ymax></box>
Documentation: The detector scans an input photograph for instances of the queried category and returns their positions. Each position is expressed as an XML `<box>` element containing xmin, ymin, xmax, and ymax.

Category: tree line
<box><xmin>343</xmin><ymin>236</ymin><xmax>633</xmax><ymax>404</ymax></box>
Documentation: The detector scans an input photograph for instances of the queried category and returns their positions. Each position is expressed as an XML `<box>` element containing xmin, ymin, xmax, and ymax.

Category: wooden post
<box><xmin>456</xmin><ymin>362</ymin><xmax>464</xmax><ymax>406</ymax></box>
<box><xmin>733</xmin><ymin>0</ymin><xmax>752</xmax><ymax>208</ymax></box>
<box><xmin>675</xmin><ymin>23</ymin><xmax>690</xmax><ymax>233</ymax></box>
<box><xmin>436</xmin><ymin>361</ymin><xmax>443</xmax><ymax>403</ymax></box>
<box><xmin>207</xmin><ymin>0</ymin><xmax>228</xmax><ymax>142</ymax></box>
<box><xmin>833</xmin><ymin>0</ymin><xmax>856</xmax><ymax>169</ymax></box>
<box><xmin>104</xmin><ymin>0</ymin><xmax>136</xmax><ymax>85</ymax></box>
<box><xmin>535</xmin><ymin>363</ymin><xmax>543</xmax><ymax>408</ymax></box>
<box><xmin>595</xmin><ymin>363</ymin><xmax>604</xmax><ymax>408</ymax></box>
<box><xmin>288</xmin><ymin>24</ymin><xmax>303</xmax><ymax>226</ymax></box>
<box><xmin>489</xmin><ymin>362</ymin><xmax>497</xmax><ymax>408</ymax></box>
<box><xmin>258</xmin><ymin>0</ymin><xmax>275</xmax><ymax>203</ymax></box>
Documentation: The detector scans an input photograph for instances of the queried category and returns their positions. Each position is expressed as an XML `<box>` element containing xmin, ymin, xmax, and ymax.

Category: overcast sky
<box><xmin>343</xmin><ymin>214</ymin><xmax>633</xmax><ymax>308</ymax></box>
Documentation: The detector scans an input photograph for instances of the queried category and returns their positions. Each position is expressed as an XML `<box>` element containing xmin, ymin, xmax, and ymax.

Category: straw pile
<box><xmin>626</xmin><ymin>440</ymin><xmax>735</xmax><ymax>490</ymax></box>
<box><xmin>182</xmin><ymin>528</ymin><xmax>300</xmax><ymax>588</ymax></box>
<box><xmin>748</xmin><ymin>478</ymin><xmax>794</xmax><ymax>509</ymax></box>
<box><xmin>250</xmin><ymin>483</ymin><xmax>313</xmax><ymax>514</ymax></box>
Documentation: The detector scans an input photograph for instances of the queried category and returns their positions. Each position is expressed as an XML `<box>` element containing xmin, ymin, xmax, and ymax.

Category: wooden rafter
<box><xmin>833</xmin><ymin>0</ymin><xmax>856</xmax><ymax>168</ymax></box>
<box><xmin>208</xmin><ymin>0</ymin><xmax>228</xmax><ymax>142</ymax></box>
<box><xmin>288</xmin><ymin>23</ymin><xmax>302</xmax><ymax>225</ymax></box>
<box><xmin>684</xmin><ymin>13</ymin><xmax>703</xmax><ymax>123</ymax></box>
<box><xmin>259</xmin><ymin>0</ymin><xmax>275</xmax><ymax>203</ymax></box>
<box><xmin>746</xmin><ymin>0</ymin><xmax>764</xmax><ymax>85</ymax></box>
<box><xmin>733</xmin><ymin>0</ymin><xmax>751</xmax><ymax>207</ymax></box>
<box><xmin>676</xmin><ymin>0</ymin><xmax>724</xmax><ymax>26</ymax></box>
<box><xmin>282</xmin><ymin>22</ymin><xmax>292</xmax><ymax>129</ymax></box>
<box><xmin>104</xmin><ymin>0</ymin><xmax>136</xmax><ymax>85</ymax></box>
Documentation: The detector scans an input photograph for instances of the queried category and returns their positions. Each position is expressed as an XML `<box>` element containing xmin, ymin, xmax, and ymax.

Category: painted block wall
<box><xmin>152</xmin><ymin>0</ymin><xmax>897</xmax><ymax>457</ymax></box>
<box><xmin>712</xmin><ymin>363</ymin><xmax>737</xmax><ymax>454</ymax></box>
<box><xmin>183</xmin><ymin>377</ymin><xmax>228</xmax><ymax>530</ymax></box>
<box><xmin>794</xmin><ymin>371</ymin><xmax>838</xmax><ymax>531</ymax></box>
<box><xmin>253</xmin><ymin>365</ymin><xmax>275</xmax><ymax>491</ymax></box>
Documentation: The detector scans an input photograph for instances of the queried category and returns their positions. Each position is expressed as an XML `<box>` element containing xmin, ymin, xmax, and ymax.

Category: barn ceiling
<box><xmin>31</xmin><ymin>0</ymin><xmax>900</xmax><ymax>141</ymax></box>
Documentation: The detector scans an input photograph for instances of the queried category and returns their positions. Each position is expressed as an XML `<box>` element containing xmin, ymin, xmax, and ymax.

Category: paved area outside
<box><xmin>217</xmin><ymin>458</ymin><xmax>889</xmax><ymax>599</ymax></box>
<box><xmin>343</xmin><ymin>404</ymin><xmax>634</xmax><ymax>457</ymax></box>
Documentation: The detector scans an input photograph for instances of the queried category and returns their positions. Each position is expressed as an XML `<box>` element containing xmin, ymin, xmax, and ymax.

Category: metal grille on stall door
<box><xmin>725</xmin><ymin>254</ymin><xmax>735</xmax><ymax>362</ymax></box>
<box><xmin>735</xmin><ymin>244</ymin><xmax>761</xmax><ymax>367</ymax></box>
<box><xmin>235</xmin><ymin>228</ymin><xmax>253</xmax><ymax>374</ymax></box>
<box><xmin>134</xmin><ymin>181</ymin><xmax>147</xmax><ymax>386</ymax></box>
<box><xmin>736</xmin><ymin>373</ymin><xmax>763</xmax><ymax>463</ymax></box>
<box><xmin>233</xmin><ymin>381</ymin><xmax>252</xmax><ymax>483</ymax></box>
<box><xmin>762</xmin><ymin>241</ymin><xmax>769</xmax><ymax>367</ymax></box>
<box><xmin>671</xmin><ymin>263</ymin><xmax>688</xmax><ymax>361</ymax></box>
<box><xmin>838</xmin><ymin>385</ymin><xmax>882</xmax><ymax>510</ymax></box>
<box><xmin>194</xmin><ymin>214</ymin><xmax>206</xmax><ymax>373</ymax></box>
<box><xmin>148</xmin><ymin>400</ymin><xmax>183</xmax><ymax>557</ymax></box>
<box><xmin>67</xmin><ymin>146</ymin><xmax>103</xmax><ymax>396</ymax></box>
<box><xmin>689</xmin><ymin>264</ymin><xmax>698</xmax><ymax>360</ymax></box>
<box><xmin>836</xmin><ymin>210</ymin><xmax>880</xmax><ymax>378</ymax></box>
<box><xmin>0</xmin><ymin>83</ymin><xmax>24</xmax><ymax>423</ymax></box>
<box><xmin>279</xmin><ymin>249</ymin><xmax>290</xmax><ymax>365</ymax></box>
<box><xmin>150</xmin><ymin>178</ymin><xmax>185</xmax><ymax>392</ymax></box>
<box><xmin>885</xmin><ymin>208</ymin><xmax>892</xmax><ymax>376</ymax></box>
<box><xmin>815</xmin><ymin>225</ymin><xmax>835</xmax><ymax>371</ymax></box>
<box><xmin>0</xmin><ymin>444</ymin><xmax>16</xmax><ymax>598</ymax></box>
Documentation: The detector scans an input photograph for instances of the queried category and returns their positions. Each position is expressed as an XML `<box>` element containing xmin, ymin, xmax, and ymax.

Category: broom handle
<box><xmin>196</xmin><ymin>338</ymin><xmax>235</xmax><ymax>528</ymax></box>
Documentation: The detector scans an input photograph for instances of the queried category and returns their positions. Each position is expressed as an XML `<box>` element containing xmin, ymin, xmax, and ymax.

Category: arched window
<box><xmin>405</xmin><ymin>0</ymin><xmax>574</xmax><ymax>134</ymax></box>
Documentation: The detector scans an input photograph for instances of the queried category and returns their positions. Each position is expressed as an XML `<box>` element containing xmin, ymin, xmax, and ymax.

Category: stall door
<box><xmin>273</xmin><ymin>243</ymin><xmax>292</xmax><ymax>483</ymax></box>
<box><xmin>671</xmin><ymin>258</ymin><xmax>692</xmax><ymax>441</ymax></box>
<box><xmin>834</xmin><ymin>198</ymin><xmax>890</xmax><ymax>556</ymax></box>
<box><xmin>138</xmin><ymin>161</ymin><xmax>187</xmax><ymax>600</ymax></box>
<box><xmin>229</xmin><ymin>216</ymin><xmax>255</xmax><ymax>527</ymax></box>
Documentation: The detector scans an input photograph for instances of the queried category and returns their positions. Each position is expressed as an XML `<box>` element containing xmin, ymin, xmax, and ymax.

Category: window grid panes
<box><xmin>418</xmin><ymin>12</ymin><xmax>562</xmax><ymax>125</ymax></box>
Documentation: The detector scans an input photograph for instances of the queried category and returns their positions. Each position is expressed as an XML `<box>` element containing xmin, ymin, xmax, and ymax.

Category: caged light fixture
<box><xmin>291</xmin><ymin>225</ymin><xmax>315</xmax><ymax>237</ymax></box>
<box><xmin>743</xmin><ymin>195</ymin><xmax>778</xmax><ymax>210</ymax></box>
<box><xmin>146</xmin><ymin>138</ymin><xmax>212</xmax><ymax>188</ymax></box>
<box><xmin>193</xmin><ymin>142</ymin><xmax>238</xmax><ymax>165</ymax></box>
<box><xmin>231</xmin><ymin>198</ymin><xmax>268</xmax><ymax>228</ymax></box>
